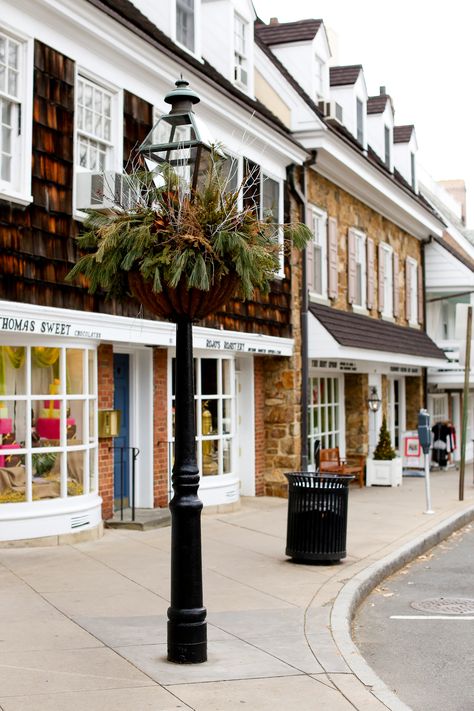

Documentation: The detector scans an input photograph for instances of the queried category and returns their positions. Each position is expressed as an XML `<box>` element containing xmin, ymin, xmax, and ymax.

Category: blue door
<box><xmin>114</xmin><ymin>353</ymin><xmax>130</xmax><ymax>510</ymax></box>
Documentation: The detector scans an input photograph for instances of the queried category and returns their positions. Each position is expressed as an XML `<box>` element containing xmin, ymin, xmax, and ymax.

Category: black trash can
<box><xmin>284</xmin><ymin>473</ymin><xmax>353</xmax><ymax>562</ymax></box>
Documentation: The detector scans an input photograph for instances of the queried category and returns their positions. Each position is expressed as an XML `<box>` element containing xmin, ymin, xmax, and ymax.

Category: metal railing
<box><xmin>112</xmin><ymin>445</ymin><xmax>140</xmax><ymax>521</ymax></box>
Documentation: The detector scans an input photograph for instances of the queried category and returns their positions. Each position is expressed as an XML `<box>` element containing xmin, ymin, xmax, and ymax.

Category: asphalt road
<box><xmin>354</xmin><ymin>522</ymin><xmax>474</xmax><ymax>711</ymax></box>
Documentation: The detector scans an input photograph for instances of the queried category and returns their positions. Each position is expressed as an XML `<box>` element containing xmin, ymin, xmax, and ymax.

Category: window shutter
<box><xmin>306</xmin><ymin>206</ymin><xmax>314</xmax><ymax>292</ymax></box>
<box><xmin>405</xmin><ymin>258</ymin><xmax>411</xmax><ymax>322</ymax></box>
<box><xmin>418</xmin><ymin>263</ymin><xmax>423</xmax><ymax>325</ymax></box>
<box><xmin>378</xmin><ymin>243</ymin><xmax>385</xmax><ymax>313</ymax></box>
<box><xmin>366</xmin><ymin>238</ymin><xmax>375</xmax><ymax>309</ymax></box>
<box><xmin>393</xmin><ymin>253</ymin><xmax>399</xmax><ymax>318</ymax></box>
<box><xmin>328</xmin><ymin>217</ymin><xmax>338</xmax><ymax>299</ymax></box>
<box><xmin>347</xmin><ymin>229</ymin><xmax>356</xmax><ymax>304</ymax></box>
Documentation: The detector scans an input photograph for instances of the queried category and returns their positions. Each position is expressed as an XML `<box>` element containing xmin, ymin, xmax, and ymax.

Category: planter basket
<box><xmin>128</xmin><ymin>271</ymin><xmax>239</xmax><ymax>321</ymax></box>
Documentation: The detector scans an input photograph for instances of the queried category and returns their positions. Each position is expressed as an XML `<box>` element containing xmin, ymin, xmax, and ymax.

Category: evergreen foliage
<box><xmin>67</xmin><ymin>153</ymin><xmax>312</xmax><ymax>304</ymax></box>
<box><xmin>373</xmin><ymin>415</ymin><xmax>396</xmax><ymax>460</ymax></box>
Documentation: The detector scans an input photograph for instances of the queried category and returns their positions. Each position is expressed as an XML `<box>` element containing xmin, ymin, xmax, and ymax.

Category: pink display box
<box><xmin>44</xmin><ymin>400</ymin><xmax>60</xmax><ymax>409</ymax></box>
<box><xmin>0</xmin><ymin>442</ymin><xmax>20</xmax><ymax>467</ymax></box>
<box><xmin>0</xmin><ymin>419</ymin><xmax>13</xmax><ymax>435</ymax></box>
<box><xmin>36</xmin><ymin>418</ymin><xmax>75</xmax><ymax>440</ymax></box>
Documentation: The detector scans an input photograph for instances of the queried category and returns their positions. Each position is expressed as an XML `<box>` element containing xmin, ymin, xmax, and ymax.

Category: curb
<box><xmin>331</xmin><ymin>505</ymin><xmax>474</xmax><ymax>711</ymax></box>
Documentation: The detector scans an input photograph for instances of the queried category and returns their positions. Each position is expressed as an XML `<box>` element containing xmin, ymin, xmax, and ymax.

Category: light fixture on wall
<box><xmin>368</xmin><ymin>386</ymin><xmax>382</xmax><ymax>413</ymax></box>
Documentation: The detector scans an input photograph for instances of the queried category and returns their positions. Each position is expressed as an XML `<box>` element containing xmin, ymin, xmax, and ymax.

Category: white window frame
<box><xmin>234</xmin><ymin>13</ymin><xmax>248</xmax><ymax>88</ymax></box>
<box><xmin>384</xmin><ymin>124</ymin><xmax>391</xmax><ymax>168</ymax></box>
<box><xmin>387</xmin><ymin>376</ymin><xmax>405</xmax><ymax>452</ymax></box>
<box><xmin>261</xmin><ymin>170</ymin><xmax>284</xmax><ymax>278</ymax></box>
<box><xmin>311</xmin><ymin>206</ymin><xmax>328</xmax><ymax>297</ymax></box>
<box><xmin>174</xmin><ymin>0</ymin><xmax>200</xmax><ymax>56</ymax></box>
<box><xmin>0</xmin><ymin>24</ymin><xmax>33</xmax><ymax>206</ymax></box>
<box><xmin>308</xmin><ymin>373</ymin><xmax>345</xmax><ymax>465</ymax></box>
<box><xmin>356</xmin><ymin>97</ymin><xmax>364</xmax><ymax>145</ymax></box>
<box><xmin>381</xmin><ymin>243</ymin><xmax>394</xmax><ymax>317</ymax></box>
<box><xmin>353</xmin><ymin>229</ymin><xmax>366</xmax><ymax>308</ymax></box>
<box><xmin>73</xmin><ymin>68</ymin><xmax>123</xmax><ymax>217</ymax></box>
<box><xmin>407</xmin><ymin>257</ymin><xmax>418</xmax><ymax>325</ymax></box>
<box><xmin>314</xmin><ymin>55</ymin><xmax>324</xmax><ymax>100</ymax></box>
<box><xmin>168</xmin><ymin>351</ymin><xmax>236</xmax><ymax>484</ymax></box>
<box><xmin>0</xmin><ymin>342</ymin><xmax>98</xmax><ymax>506</ymax></box>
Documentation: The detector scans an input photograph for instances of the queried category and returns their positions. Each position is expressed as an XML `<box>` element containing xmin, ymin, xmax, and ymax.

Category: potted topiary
<box><xmin>366</xmin><ymin>415</ymin><xmax>402</xmax><ymax>486</ymax></box>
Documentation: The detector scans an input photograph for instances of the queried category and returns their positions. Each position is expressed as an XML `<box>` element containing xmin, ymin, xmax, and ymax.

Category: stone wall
<box><xmin>345</xmin><ymin>373</ymin><xmax>369</xmax><ymax>457</ymax></box>
<box><xmin>406</xmin><ymin>376</ymin><xmax>424</xmax><ymax>429</ymax></box>
<box><xmin>306</xmin><ymin>172</ymin><xmax>423</xmax><ymax>326</ymax></box>
<box><xmin>263</xmin><ymin>193</ymin><xmax>303</xmax><ymax>497</ymax></box>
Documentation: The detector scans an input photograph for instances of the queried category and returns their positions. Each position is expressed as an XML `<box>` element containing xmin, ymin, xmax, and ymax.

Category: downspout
<box><xmin>287</xmin><ymin>150</ymin><xmax>317</xmax><ymax>471</ymax></box>
<box><xmin>421</xmin><ymin>237</ymin><xmax>431</xmax><ymax>409</ymax></box>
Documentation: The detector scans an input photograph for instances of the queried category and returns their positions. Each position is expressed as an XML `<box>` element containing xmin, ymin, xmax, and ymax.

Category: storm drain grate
<box><xmin>411</xmin><ymin>598</ymin><xmax>474</xmax><ymax>614</ymax></box>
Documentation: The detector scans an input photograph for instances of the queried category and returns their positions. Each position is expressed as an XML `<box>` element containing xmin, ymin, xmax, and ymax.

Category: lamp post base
<box><xmin>167</xmin><ymin>616</ymin><xmax>207</xmax><ymax>664</ymax></box>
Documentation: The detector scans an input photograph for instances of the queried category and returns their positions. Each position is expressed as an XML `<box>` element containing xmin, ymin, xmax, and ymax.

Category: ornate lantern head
<box><xmin>139</xmin><ymin>78</ymin><xmax>217</xmax><ymax>193</ymax></box>
<box><xmin>368</xmin><ymin>386</ymin><xmax>382</xmax><ymax>413</ymax></box>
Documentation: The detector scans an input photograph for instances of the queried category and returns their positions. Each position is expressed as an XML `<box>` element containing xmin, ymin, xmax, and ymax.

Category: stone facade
<box><xmin>345</xmin><ymin>374</ymin><xmax>369</xmax><ymax>457</ymax></box>
<box><xmin>306</xmin><ymin>172</ymin><xmax>423</xmax><ymax>326</ymax></box>
<box><xmin>405</xmin><ymin>376</ymin><xmax>424</xmax><ymax>429</ymax></box>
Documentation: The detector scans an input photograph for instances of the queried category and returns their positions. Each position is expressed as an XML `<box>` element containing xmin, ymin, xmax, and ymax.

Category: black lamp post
<box><xmin>139</xmin><ymin>79</ymin><xmax>216</xmax><ymax>664</ymax></box>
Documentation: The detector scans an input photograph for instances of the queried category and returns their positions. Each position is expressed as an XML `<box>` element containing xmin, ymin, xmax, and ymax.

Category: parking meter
<box><xmin>418</xmin><ymin>409</ymin><xmax>431</xmax><ymax>454</ymax></box>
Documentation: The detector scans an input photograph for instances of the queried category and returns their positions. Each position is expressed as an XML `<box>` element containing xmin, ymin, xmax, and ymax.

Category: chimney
<box><xmin>379</xmin><ymin>86</ymin><xmax>386</xmax><ymax>95</ymax></box>
<box><xmin>270</xmin><ymin>17</ymin><xmax>279</xmax><ymax>25</ymax></box>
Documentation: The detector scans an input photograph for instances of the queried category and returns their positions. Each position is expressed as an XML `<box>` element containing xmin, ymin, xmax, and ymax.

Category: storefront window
<box><xmin>171</xmin><ymin>355</ymin><xmax>235</xmax><ymax>479</ymax></box>
<box><xmin>0</xmin><ymin>344</ymin><xmax>98</xmax><ymax>504</ymax></box>
<box><xmin>308</xmin><ymin>375</ymin><xmax>342</xmax><ymax>464</ymax></box>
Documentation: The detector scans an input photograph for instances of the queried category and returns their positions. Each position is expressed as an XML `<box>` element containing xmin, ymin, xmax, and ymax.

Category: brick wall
<box><xmin>153</xmin><ymin>348</ymin><xmax>169</xmax><ymax>507</ymax></box>
<box><xmin>97</xmin><ymin>344</ymin><xmax>114</xmax><ymax>520</ymax></box>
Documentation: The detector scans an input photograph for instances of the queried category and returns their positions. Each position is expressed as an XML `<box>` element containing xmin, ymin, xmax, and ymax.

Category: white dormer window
<box><xmin>234</xmin><ymin>14</ymin><xmax>248</xmax><ymax>87</ymax></box>
<box><xmin>176</xmin><ymin>0</ymin><xmax>195</xmax><ymax>52</ymax></box>
<box><xmin>356</xmin><ymin>98</ymin><xmax>364</xmax><ymax>144</ymax></box>
<box><xmin>384</xmin><ymin>125</ymin><xmax>391</xmax><ymax>167</ymax></box>
<box><xmin>314</xmin><ymin>56</ymin><xmax>324</xmax><ymax>101</ymax></box>
<box><xmin>410</xmin><ymin>152</ymin><xmax>416</xmax><ymax>190</ymax></box>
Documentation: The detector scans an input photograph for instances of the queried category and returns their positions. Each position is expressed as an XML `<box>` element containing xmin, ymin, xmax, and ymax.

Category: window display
<box><xmin>308</xmin><ymin>375</ymin><xmax>342</xmax><ymax>464</ymax></box>
<box><xmin>0</xmin><ymin>344</ymin><xmax>98</xmax><ymax>504</ymax></box>
<box><xmin>171</xmin><ymin>355</ymin><xmax>235</xmax><ymax>479</ymax></box>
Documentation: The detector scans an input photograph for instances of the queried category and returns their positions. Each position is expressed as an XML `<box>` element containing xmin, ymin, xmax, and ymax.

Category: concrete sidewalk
<box><xmin>0</xmin><ymin>471</ymin><xmax>473</xmax><ymax>711</ymax></box>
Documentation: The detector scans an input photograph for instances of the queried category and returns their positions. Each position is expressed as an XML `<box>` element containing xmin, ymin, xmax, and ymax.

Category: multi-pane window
<box><xmin>0</xmin><ymin>345</ymin><xmax>98</xmax><ymax>505</ymax></box>
<box><xmin>356</xmin><ymin>98</ymin><xmax>364</xmax><ymax>144</ymax></box>
<box><xmin>384</xmin><ymin>125</ymin><xmax>391</xmax><ymax>167</ymax></box>
<box><xmin>381</xmin><ymin>244</ymin><xmax>393</xmax><ymax>316</ymax></box>
<box><xmin>171</xmin><ymin>355</ymin><xmax>235</xmax><ymax>479</ymax></box>
<box><xmin>308</xmin><ymin>375</ymin><xmax>342</xmax><ymax>465</ymax></box>
<box><xmin>0</xmin><ymin>31</ymin><xmax>20</xmax><ymax>185</ymax></box>
<box><xmin>407</xmin><ymin>258</ymin><xmax>418</xmax><ymax>324</ymax></box>
<box><xmin>312</xmin><ymin>208</ymin><xmax>327</xmax><ymax>296</ymax></box>
<box><xmin>176</xmin><ymin>0</ymin><xmax>195</xmax><ymax>52</ymax></box>
<box><xmin>76</xmin><ymin>76</ymin><xmax>113</xmax><ymax>173</ymax></box>
<box><xmin>387</xmin><ymin>378</ymin><xmax>401</xmax><ymax>450</ymax></box>
<box><xmin>354</xmin><ymin>231</ymin><xmax>366</xmax><ymax>307</ymax></box>
<box><xmin>234</xmin><ymin>14</ymin><xmax>248</xmax><ymax>87</ymax></box>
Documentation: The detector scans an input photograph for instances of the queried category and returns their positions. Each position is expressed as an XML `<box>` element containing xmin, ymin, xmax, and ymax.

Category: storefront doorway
<box><xmin>113</xmin><ymin>353</ymin><xmax>130</xmax><ymax>510</ymax></box>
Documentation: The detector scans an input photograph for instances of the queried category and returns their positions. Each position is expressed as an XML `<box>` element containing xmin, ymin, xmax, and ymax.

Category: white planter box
<box><xmin>366</xmin><ymin>457</ymin><xmax>402</xmax><ymax>487</ymax></box>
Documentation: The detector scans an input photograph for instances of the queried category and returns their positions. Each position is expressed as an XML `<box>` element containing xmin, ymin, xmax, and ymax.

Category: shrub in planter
<box><xmin>367</xmin><ymin>415</ymin><xmax>402</xmax><ymax>486</ymax></box>
<box><xmin>373</xmin><ymin>415</ymin><xmax>396</xmax><ymax>460</ymax></box>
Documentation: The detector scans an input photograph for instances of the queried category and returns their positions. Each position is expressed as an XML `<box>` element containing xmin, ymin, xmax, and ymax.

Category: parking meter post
<box><xmin>418</xmin><ymin>409</ymin><xmax>434</xmax><ymax>515</ymax></box>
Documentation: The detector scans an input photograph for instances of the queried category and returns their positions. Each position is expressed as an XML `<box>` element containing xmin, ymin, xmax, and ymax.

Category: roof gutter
<box><xmin>287</xmin><ymin>150</ymin><xmax>317</xmax><ymax>471</ymax></box>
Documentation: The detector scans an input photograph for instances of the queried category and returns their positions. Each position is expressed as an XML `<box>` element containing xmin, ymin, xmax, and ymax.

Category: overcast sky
<box><xmin>254</xmin><ymin>0</ymin><xmax>473</xmax><ymax>227</ymax></box>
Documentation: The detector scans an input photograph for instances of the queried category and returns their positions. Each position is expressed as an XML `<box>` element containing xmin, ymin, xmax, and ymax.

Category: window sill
<box><xmin>0</xmin><ymin>189</ymin><xmax>33</xmax><ymax>208</ymax></box>
<box><xmin>309</xmin><ymin>293</ymin><xmax>330</xmax><ymax>306</ymax></box>
<box><xmin>352</xmin><ymin>304</ymin><xmax>369</xmax><ymax>316</ymax></box>
<box><xmin>409</xmin><ymin>321</ymin><xmax>421</xmax><ymax>330</ymax></box>
<box><xmin>381</xmin><ymin>314</ymin><xmax>395</xmax><ymax>323</ymax></box>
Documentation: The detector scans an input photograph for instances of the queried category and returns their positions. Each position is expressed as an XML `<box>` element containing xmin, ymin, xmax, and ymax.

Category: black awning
<box><xmin>309</xmin><ymin>303</ymin><xmax>446</xmax><ymax>360</ymax></box>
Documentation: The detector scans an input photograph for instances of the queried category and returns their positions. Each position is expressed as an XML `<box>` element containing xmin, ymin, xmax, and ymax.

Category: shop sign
<box><xmin>204</xmin><ymin>338</ymin><xmax>283</xmax><ymax>355</ymax></box>
<box><xmin>311</xmin><ymin>358</ymin><xmax>421</xmax><ymax>375</ymax></box>
<box><xmin>0</xmin><ymin>315</ymin><xmax>102</xmax><ymax>340</ymax></box>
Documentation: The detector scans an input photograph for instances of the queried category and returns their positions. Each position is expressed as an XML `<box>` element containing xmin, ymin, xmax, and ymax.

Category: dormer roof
<box><xmin>367</xmin><ymin>95</ymin><xmax>389</xmax><ymax>114</ymax></box>
<box><xmin>394</xmin><ymin>125</ymin><xmax>415</xmax><ymax>143</ymax></box>
<box><xmin>255</xmin><ymin>19</ymin><xmax>322</xmax><ymax>45</ymax></box>
<box><xmin>329</xmin><ymin>65</ymin><xmax>362</xmax><ymax>87</ymax></box>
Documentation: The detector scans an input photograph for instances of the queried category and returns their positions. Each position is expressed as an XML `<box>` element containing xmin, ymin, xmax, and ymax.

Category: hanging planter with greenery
<box><xmin>67</xmin><ymin>156</ymin><xmax>311</xmax><ymax>321</ymax></box>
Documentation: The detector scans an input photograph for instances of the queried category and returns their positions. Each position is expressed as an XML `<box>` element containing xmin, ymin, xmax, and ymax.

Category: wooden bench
<box><xmin>319</xmin><ymin>447</ymin><xmax>365</xmax><ymax>488</ymax></box>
